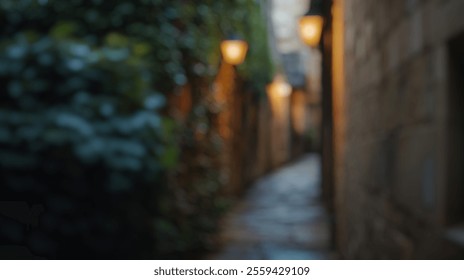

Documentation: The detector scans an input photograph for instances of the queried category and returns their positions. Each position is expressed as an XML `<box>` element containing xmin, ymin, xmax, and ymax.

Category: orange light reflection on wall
<box><xmin>291</xmin><ymin>90</ymin><xmax>307</xmax><ymax>135</ymax></box>
<box><xmin>332</xmin><ymin>0</ymin><xmax>347</xmax><ymax>249</ymax></box>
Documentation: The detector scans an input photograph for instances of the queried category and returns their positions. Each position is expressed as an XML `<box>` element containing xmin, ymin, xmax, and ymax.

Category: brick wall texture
<box><xmin>335</xmin><ymin>0</ymin><xmax>464</xmax><ymax>258</ymax></box>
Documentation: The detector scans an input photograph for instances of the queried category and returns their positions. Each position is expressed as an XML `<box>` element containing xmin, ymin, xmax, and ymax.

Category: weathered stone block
<box><xmin>392</xmin><ymin>125</ymin><xmax>437</xmax><ymax>220</ymax></box>
<box><xmin>408</xmin><ymin>9</ymin><xmax>424</xmax><ymax>57</ymax></box>
<box><xmin>336</xmin><ymin>0</ymin><xmax>464</xmax><ymax>259</ymax></box>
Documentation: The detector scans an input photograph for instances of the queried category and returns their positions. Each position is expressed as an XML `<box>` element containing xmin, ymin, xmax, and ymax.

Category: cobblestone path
<box><xmin>212</xmin><ymin>154</ymin><xmax>333</xmax><ymax>259</ymax></box>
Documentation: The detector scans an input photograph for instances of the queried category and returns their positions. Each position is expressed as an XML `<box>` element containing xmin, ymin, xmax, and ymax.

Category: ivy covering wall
<box><xmin>0</xmin><ymin>0</ymin><xmax>273</xmax><ymax>258</ymax></box>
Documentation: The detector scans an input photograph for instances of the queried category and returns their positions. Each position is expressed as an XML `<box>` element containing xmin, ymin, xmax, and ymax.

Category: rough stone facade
<box><xmin>334</xmin><ymin>0</ymin><xmax>464</xmax><ymax>258</ymax></box>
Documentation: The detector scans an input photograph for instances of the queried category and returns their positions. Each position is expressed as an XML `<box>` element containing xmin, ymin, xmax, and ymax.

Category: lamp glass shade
<box><xmin>220</xmin><ymin>40</ymin><xmax>248</xmax><ymax>65</ymax></box>
<box><xmin>267</xmin><ymin>76</ymin><xmax>292</xmax><ymax>97</ymax></box>
<box><xmin>299</xmin><ymin>15</ymin><xmax>323</xmax><ymax>47</ymax></box>
<box><xmin>267</xmin><ymin>75</ymin><xmax>292</xmax><ymax>117</ymax></box>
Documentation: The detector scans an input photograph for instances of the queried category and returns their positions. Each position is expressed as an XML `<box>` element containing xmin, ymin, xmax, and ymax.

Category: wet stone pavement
<box><xmin>211</xmin><ymin>154</ymin><xmax>333</xmax><ymax>260</ymax></box>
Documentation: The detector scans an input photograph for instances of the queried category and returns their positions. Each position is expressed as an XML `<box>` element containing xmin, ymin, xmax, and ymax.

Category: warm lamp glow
<box><xmin>267</xmin><ymin>76</ymin><xmax>292</xmax><ymax>97</ymax></box>
<box><xmin>299</xmin><ymin>15</ymin><xmax>323</xmax><ymax>47</ymax></box>
<box><xmin>220</xmin><ymin>40</ymin><xmax>248</xmax><ymax>65</ymax></box>
<box><xmin>267</xmin><ymin>75</ymin><xmax>292</xmax><ymax>119</ymax></box>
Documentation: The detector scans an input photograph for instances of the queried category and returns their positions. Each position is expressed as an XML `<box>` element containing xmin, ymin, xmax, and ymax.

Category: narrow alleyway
<box><xmin>212</xmin><ymin>154</ymin><xmax>333</xmax><ymax>259</ymax></box>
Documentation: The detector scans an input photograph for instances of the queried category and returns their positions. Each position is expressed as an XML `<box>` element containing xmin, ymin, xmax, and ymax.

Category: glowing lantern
<box><xmin>266</xmin><ymin>75</ymin><xmax>292</xmax><ymax>118</ymax></box>
<box><xmin>220</xmin><ymin>39</ymin><xmax>248</xmax><ymax>65</ymax></box>
<box><xmin>267</xmin><ymin>75</ymin><xmax>292</xmax><ymax>97</ymax></box>
<box><xmin>299</xmin><ymin>1</ymin><xmax>324</xmax><ymax>47</ymax></box>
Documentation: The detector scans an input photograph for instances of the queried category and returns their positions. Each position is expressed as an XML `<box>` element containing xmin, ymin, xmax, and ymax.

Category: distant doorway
<box><xmin>447</xmin><ymin>32</ymin><xmax>464</xmax><ymax>225</ymax></box>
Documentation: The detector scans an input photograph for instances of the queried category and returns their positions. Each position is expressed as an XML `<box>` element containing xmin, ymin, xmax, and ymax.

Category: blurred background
<box><xmin>0</xmin><ymin>0</ymin><xmax>463</xmax><ymax>259</ymax></box>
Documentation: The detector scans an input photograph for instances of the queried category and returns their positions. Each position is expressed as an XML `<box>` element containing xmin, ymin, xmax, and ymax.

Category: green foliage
<box><xmin>232</xmin><ymin>0</ymin><xmax>275</xmax><ymax>90</ymax></box>
<box><xmin>0</xmin><ymin>0</ymin><xmax>273</xmax><ymax>258</ymax></box>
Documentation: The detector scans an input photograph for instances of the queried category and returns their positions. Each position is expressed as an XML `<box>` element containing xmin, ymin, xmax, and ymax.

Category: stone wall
<box><xmin>335</xmin><ymin>0</ymin><xmax>464</xmax><ymax>258</ymax></box>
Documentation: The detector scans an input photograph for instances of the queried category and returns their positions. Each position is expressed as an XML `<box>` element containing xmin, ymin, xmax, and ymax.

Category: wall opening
<box><xmin>446</xmin><ymin>32</ymin><xmax>464</xmax><ymax>226</ymax></box>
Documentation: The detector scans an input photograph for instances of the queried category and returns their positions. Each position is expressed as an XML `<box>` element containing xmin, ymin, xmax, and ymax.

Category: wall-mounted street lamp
<box><xmin>298</xmin><ymin>1</ymin><xmax>324</xmax><ymax>47</ymax></box>
<box><xmin>220</xmin><ymin>37</ymin><xmax>249</xmax><ymax>65</ymax></box>
<box><xmin>267</xmin><ymin>75</ymin><xmax>292</xmax><ymax>98</ymax></box>
<box><xmin>267</xmin><ymin>74</ymin><xmax>293</xmax><ymax>117</ymax></box>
